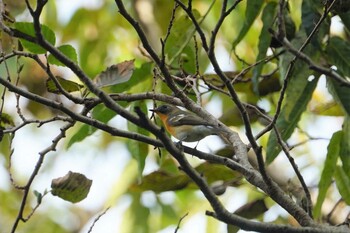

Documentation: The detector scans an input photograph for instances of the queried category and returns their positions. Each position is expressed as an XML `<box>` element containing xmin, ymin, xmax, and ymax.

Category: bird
<box><xmin>150</xmin><ymin>104</ymin><xmax>219</xmax><ymax>142</ymax></box>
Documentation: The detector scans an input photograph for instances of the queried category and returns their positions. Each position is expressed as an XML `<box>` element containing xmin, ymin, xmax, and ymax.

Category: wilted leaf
<box><xmin>219</xmin><ymin>105</ymin><xmax>266</xmax><ymax>127</ymax></box>
<box><xmin>65</xmin><ymin>61</ymin><xmax>152</xmax><ymax>149</ymax></box>
<box><xmin>51</xmin><ymin>171</ymin><xmax>92</xmax><ymax>203</ymax></box>
<box><xmin>194</xmin><ymin>162</ymin><xmax>242</xmax><ymax>185</ymax></box>
<box><xmin>46</xmin><ymin>76</ymin><xmax>84</xmax><ymax>94</ymax></box>
<box><xmin>129</xmin><ymin>170</ymin><xmax>190</xmax><ymax>193</ymax></box>
<box><xmin>94</xmin><ymin>60</ymin><xmax>135</xmax><ymax>88</ymax></box>
<box><xmin>311</xmin><ymin>101</ymin><xmax>344</xmax><ymax>116</ymax></box>
<box><xmin>48</xmin><ymin>44</ymin><xmax>78</xmax><ymax>66</ymax></box>
<box><xmin>0</xmin><ymin>112</ymin><xmax>15</xmax><ymax>127</ymax></box>
<box><xmin>14</xmin><ymin>22</ymin><xmax>56</xmax><ymax>54</ymax></box>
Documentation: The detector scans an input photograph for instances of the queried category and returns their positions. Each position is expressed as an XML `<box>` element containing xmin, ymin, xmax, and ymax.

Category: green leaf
<box><xmin>33</xmin><ymin>190</ymin><xmax>43</xmax><ymax>205</ymax></box>
<box><xmin>51</xmin><ymin>171</ymin><xmax>92</xmax><ymax>203</ymax></box>
<box><xmin>251</xmin><ymin>1</ymin><xmax>277</xmax><ymax>94</ymax></box>
<box><xmin>46</xmin><ymin>76</ymin><xmax>84</xmax><ymax>94</ymax></box>
<box><xmin>165</xmin><ymin>10</ymin><xmax>201</xmax><ymax>64</ymax></box>
<box><xmin>93</xmin><ymin>60</ymin><xmax>135</xmax><ymax>88</ymax></box>
<box><xmin>326</xmin><ymin>37</ymin><xmax>350</xmax><ymax>78</ymax></box>
<box><xmin>334</xmin><ymin>166</ymin><xmax>350</xmax><ymax>205</ymax></box>
<box><xmin>266</xmin><ymin>69</ymin><xmax>318</xmax><ymax>163</ymax></box>
<box><xmin>128</xmin><ymin>193</ymin><xmax>150</xmax><ymax>233</ymax></box>
<box><xmin>66</xmin><ymin>123</ymin><xmax>93</xmax><ymax>149</ymax></box>
<box><xmin>231</xmin><ymin>0</ymin><xmax>264</xmax><ymax>48</ymax></box>
<box><xmin>340</xmin><ymin>116</ymin><xmax>350</xmax><ymax>176</ymax></box>
<box><xmin>47</xmin><ymin>44</ymin><xmax>78</xmax><ymax>66</ymax></box>
<box><xmin>66</xmin><ymin>104</ymin><xmax>119</xmax><ymax>148</ymax></box>
<box><xmin>14</xmin><ymin>22</ymin><xmax>56</xmax><ymax>54</ymax></box>
<box><xmin>314</xmin><ymin>131</ymin><xmax>342</xmax><ymax>219</ymax></box>
<box><xmin>127</xmin><ymin>101</ymin><xmax>149</xmax><ymax>179</ymax></box>
<box><xmin>266</xmin><ymin>31</ymin><xmax>320</xmax><ymax>163</ymax></box>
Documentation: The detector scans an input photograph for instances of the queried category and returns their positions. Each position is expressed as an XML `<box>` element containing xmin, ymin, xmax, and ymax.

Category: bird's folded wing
<box><xmin>168</xmin><ymin>113</ymin><xmax>213</xmax><ymax>127</ymax></box>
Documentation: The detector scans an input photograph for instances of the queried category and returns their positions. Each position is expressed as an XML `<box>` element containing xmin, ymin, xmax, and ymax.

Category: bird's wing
<box><xmin>168</xmin><ymin>112</ymin><xmax>213</xmax><ymax>126</ymax></box>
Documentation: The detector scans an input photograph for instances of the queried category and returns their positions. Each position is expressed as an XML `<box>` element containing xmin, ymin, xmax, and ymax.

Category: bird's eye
<box><xmin>159</xmin><ymin>105</ymin><xmax>169</xmax><ymax>113</ymax></box>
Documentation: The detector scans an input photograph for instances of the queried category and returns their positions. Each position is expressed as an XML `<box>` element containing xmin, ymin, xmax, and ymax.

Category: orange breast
<box><xmin>156</xmin><ymin>113</ymin><xmax>176</xmax><ymax>136</ymax></box>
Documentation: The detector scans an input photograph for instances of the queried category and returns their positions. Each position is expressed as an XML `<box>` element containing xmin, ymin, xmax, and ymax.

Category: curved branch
<box><xmin>0</xmin><ymin>77</ymin><xmax>163</xmax><ymax>147</ymax></box>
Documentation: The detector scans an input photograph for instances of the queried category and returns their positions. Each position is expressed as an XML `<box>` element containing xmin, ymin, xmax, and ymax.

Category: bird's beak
<box><xmin>149</xmin><ymin>108</ymin><xmax>156</xmax><ymax>112</ymax></box>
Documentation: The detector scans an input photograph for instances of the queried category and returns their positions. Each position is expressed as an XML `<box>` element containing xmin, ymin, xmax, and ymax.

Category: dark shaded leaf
<box><xmin>33</xmin><ymin>190</ymin><xmax>42</xmax><ymax>205</ymax></box>
<box><xmin>339</xmin><ymin>12</ymin><xmax>350</xmax><ymax>32</ymax></box>
<box><xmin>228</xmin><ymin>199</ymin><xmax>268</xmax><ymax>233</ymax></box>
<box><xmin>326</xmin><ymin>37</ymin><xmax>350</xmax><ymax>77</ymax></box>
<box><xmin>14</xmin><ymin>22</ymin><xmax>56</xmax><ymax>54</ymax></box>
<box><xmin>47</xmin><ymin>44</ymin><xmax>78</xmax><ymax>66</ymax></box>
<box><xmin>301</xmin><ymin>0</ymin><xmax>330</xmax><ymax>48</ymax></box>
<box><xmin>314</xmin><ymin>131</ymin><xmax>342</xmax><ymax>219</ymax></box>
<box><xmin>46</xmin><ymin>76</ymin><xmax>84</xmax><ymax>94</ymax></box>
<box><xmin>51</xmin><ymin>171</ymin><xmax>92</xmax><ymax>203</ymax></box>
<box><xmin>327</xmin><ymin>77</ymin><xmax>350</xmax><ymax>116</ymax></box>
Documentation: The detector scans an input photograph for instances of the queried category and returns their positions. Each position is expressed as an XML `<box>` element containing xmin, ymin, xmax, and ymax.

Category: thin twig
<box><xmin>87</xmin><ymin>207</ymin><xmax>110</xmax><ymax>233</ymax></box>
<box><xmin>161</xmin><ymin>2</ymin><xmax>179</xmax><ymax>64</ymax></box>
<box><xmin>11</xmin><ymin>121</ymin><xmax>75</xmax><ymax>232</ymax></box>
<box><xmin>174</xmin><ymin>212</ymin><xmax>188</xmax><ymax>233</ymax></box>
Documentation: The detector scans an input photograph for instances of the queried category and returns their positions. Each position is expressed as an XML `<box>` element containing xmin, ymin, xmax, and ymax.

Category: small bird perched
<box><xmin>150</xmin><ymin>104</ymin><xmax>219</xmax><ymax>142</ymax></box>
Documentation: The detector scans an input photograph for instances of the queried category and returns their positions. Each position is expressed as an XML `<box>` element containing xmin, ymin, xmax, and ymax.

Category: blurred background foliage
<box><xmin>1</xmin><ymin>0</ymin><xmax>350</xmax><ymax>232</ymax></box>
